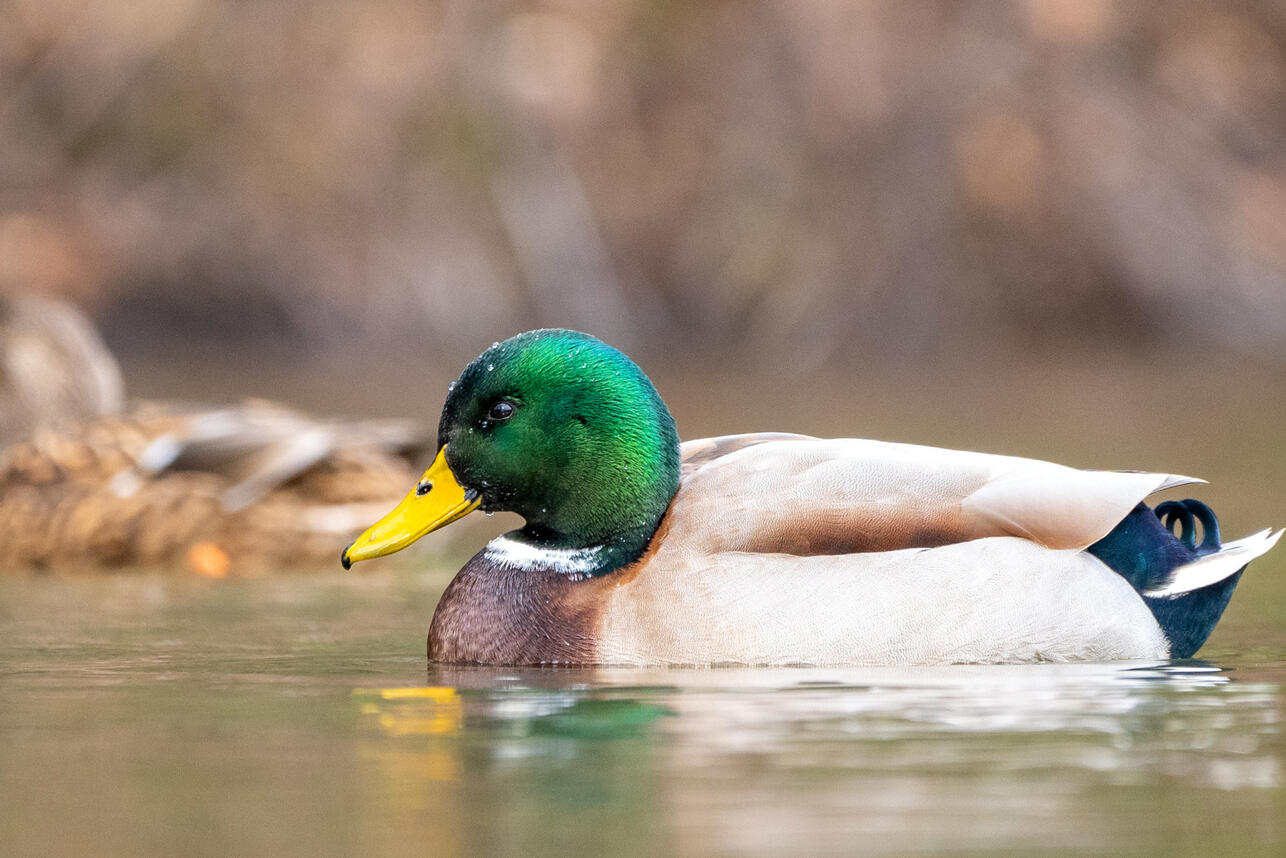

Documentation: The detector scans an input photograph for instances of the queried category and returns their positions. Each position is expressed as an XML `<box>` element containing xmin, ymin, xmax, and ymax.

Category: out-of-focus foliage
<box><xmin>2</xmin><ymin>0</ymin><xmax>1285</xmax><ymax>370</ymax></box>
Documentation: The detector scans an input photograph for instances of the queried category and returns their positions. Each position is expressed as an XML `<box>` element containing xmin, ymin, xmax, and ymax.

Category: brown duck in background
<box><xmin>0</xmin><ymin>400</ymin><xmax>428</xmax><ymax>574</ymax></box>
<box><xmin>0</xmin><ymin>296</ymin><xmax>429</xmax><ymax>574</ymax></box>
<box><xmin>0</xmin><ymin>296</ymin><xmax>124</xmax><ymax>445</ymax></box>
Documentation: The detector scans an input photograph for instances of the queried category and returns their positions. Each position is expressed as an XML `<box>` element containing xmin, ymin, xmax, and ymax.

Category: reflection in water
<box><xmin>348</xmin><ymin>662</ymin><xmax>1282</xmax><ymax>856</ymax></box>
<box><xmin>0</xmin><ymin>574</ymin><xmax>1282</xmax><ymax>857</ymax></box>
<box><xmin>355</xmin><ymin>686</ymin><xmax>463</xmax><ymax>738</ymax></box>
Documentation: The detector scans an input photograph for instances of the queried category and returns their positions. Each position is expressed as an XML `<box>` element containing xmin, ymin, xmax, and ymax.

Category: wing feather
<box><xmin>672</xmin><ymin>436</ymin><xmax>1196</xmax><ymax>554</ymax></box>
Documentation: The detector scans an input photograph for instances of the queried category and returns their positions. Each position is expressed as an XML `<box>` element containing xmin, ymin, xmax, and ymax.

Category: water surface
<box><xmin>1</xmin><ymin>572</ymin><xmax>1282</xmax><ymax>857</ymax></box>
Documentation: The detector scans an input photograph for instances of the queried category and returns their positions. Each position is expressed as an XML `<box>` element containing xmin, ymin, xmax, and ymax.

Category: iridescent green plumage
<box><xmin>438</xmin><ymin>329</ymin><xmax>680</xmax><ymax>575</ymax></box>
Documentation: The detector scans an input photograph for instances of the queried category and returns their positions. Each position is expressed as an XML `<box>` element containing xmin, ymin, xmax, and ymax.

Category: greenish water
<box><xmin>1</xmin><ymin>571</ymin><xmax>1283</xmax><ymax>857</ymax></box>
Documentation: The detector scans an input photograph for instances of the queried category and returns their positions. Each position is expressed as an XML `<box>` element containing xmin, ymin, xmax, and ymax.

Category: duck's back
<box><xmin>598</xmin><ymin>434</ymin><xmax>1265</xmax><ymax>665</ymax></box>
<box><xmin>671</xmin><ymin>434</ymin><xmax>1197</xmax><ymax>556</ymax></box>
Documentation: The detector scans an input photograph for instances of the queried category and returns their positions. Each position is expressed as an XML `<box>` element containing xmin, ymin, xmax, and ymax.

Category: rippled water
<box><xmin>1</xmin><ymin>572</ymin><xmax>1283</xmax><ymax>857</ymax></box>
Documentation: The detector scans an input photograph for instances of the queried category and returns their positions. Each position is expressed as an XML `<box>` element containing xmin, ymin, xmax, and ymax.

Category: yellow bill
<box><xmin>342</xmin><ymin>446</ymin><xmax>480</xmax><ymax>569</ymax></box>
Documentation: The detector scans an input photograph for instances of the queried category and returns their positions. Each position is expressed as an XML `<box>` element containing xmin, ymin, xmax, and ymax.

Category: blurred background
<box><xmin>4</xmin><ymin>0</ymin><xmax>1286</xmax><ymax>371</ymax></box>
<box><xmin>1</xmin><ymin>0</ymin><xmax>1285</xmax><ymax>588</ymax></box>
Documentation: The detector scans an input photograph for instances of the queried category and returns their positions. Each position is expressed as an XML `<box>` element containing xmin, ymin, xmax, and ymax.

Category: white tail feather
<box><xmin>1144</xmin><ymin>528</ymin><xmax>1284</xmax><ymax>598</ymax></box>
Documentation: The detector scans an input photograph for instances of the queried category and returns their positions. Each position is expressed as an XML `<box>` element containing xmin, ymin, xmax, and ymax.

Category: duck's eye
<box><xmin>487</xmin><ymin>400</ymin><xmax>515</xmax><ymax>422</ymax></box>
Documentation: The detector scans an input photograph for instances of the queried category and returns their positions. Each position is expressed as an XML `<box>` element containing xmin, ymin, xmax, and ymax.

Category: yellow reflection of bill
<box><xmin>353</xmin><ymin>686</ymin><xmax>462</xmax><ymax>739</ymax></box>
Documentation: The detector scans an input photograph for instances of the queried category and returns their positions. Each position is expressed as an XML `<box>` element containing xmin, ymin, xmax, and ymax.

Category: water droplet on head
<box><xmin>447</xmin><ymin>381</ymin><xmax>457</xmax><ymax>393</ymax></box>
<box><xmin>491</xmin><ymin>341</ymin><xmax>500</xmax><ymax>349</ymax></box>
<box><xmin>487</xmin><ymin>363</ymin><xmax>494</xmax><ymax>372</ymax></box>
<box><xmin>484</xmin><ymin>511</ymin><xmax>494</xmax><ymax>517</ymax></box>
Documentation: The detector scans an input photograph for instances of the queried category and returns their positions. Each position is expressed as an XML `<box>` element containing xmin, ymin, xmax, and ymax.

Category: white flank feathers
<box><xmin>596</xmin><ymin>538</ymin><xmax>1174</xmax><ymax>665</ymax></box>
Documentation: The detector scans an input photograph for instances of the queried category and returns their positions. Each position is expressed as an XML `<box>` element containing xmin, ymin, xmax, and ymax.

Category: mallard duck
<box><xmin>342</xmin><ymin>329</ymin><xmax>1281</xmax><ymax>666</ymax></box>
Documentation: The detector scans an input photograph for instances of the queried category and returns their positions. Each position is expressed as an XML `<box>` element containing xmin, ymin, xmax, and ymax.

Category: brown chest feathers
<box><xmin>426</xmin><ymin>554</ymin><xmax>613</xmax><ymax>664</ymax></box>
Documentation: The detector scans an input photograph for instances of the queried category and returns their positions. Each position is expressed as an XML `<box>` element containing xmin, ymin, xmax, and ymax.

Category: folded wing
<box><xmin>674</xmin><ymin>434</ymin><xmax>1200</xmax><ymax>555</ymax></box>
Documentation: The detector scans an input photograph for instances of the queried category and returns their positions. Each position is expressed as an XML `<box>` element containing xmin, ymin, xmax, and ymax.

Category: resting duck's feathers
<box><xmin>673</xmin><ymin>434</ymin><xmax>1199</xmax><ymax>554</ymax></box>
<box><xmin>427</xmin><ymin>435</ymin><xmax>1260</xmax><ymax>666</ymax></box>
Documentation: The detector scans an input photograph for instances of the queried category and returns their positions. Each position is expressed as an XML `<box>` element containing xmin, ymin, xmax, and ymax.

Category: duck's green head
<box><xmin>342</xmin><ymin>329</ymin><xmax>680</xmax><ymax>575</ymax></box>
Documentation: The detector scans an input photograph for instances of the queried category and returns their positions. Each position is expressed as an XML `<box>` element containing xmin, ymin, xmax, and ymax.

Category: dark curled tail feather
<box><xmin>1154</xmin><ymin>500</ymin><xmax>1220</xmax><ymax>555</ymax></box>
<box><xmin>1087</xmin><ymin>500</ymin><xmax>1243</xmax><ymax>659</ymax></box>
